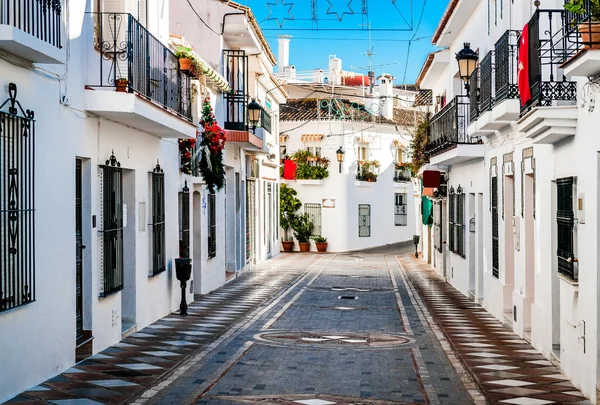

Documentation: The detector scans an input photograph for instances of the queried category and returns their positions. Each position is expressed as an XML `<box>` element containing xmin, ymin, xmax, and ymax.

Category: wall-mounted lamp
<box><xmin>456</xmin><ymin>43</ymin><xmax>479</xmax><ymax>96</ymax></box>
<box><xmin>336</xmin><ymin>146</ymin><xmax>345</xmax><ymax>173</ymax></box>
<box><xmin>247</xmin><ymin>98</ymin><xmax>261</xmax><ymax>133</ymax></box>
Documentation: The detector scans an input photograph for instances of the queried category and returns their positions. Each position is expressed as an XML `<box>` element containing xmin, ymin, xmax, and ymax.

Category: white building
<box><xmin>277</xmin><ymin>40</ymin><xmax>424</xmax><ymax>252</ymax></box>
<box><xmin>0</xmin><ymin>0</ymin><xmax>284</xmax><ymax>401</ymax></box>
<box><xmin>416</xmin><ymin>0</ymin><xmax>600</xmax><ymax>401</ymax></box>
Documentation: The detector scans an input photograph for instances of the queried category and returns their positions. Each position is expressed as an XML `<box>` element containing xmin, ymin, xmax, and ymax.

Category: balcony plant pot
<box><xmin>115</xmin><ymin>79</ymin><xmax>128</xmax><ymax>93</ymax></box>
<box><xmin>179</xmin><ymin>58</ymin><xmax>193</xmax><ymax>72</ymax></box>
<box><xmin>578</xmin><ymin>22</ymin><xmax>600</xmax><ymax>49</ymax></box>
<box><xmin>298</xmin><ymin>241</ymin><xmax>310</xmax><ymax>252</ymax></box>
<box><xmin>282</xmin><ymin>240</ymin><xmax>295</xmax><ymax>252</ymax></box>
<box><xmin>174</xmin><ymin>258</ymin><xmax>192</xmax><ymax>281</ymax></box>
<box><xmin>315</xmin><ymin>242</ymin><xmax>328</xmax><ymax>253</ymax></box>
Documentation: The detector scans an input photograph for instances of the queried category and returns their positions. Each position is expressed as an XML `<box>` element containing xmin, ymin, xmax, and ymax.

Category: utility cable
<box><xmin>186</xmin><ymin>0</ymin><xmax>219</xmax><ymax>35</ymax></box>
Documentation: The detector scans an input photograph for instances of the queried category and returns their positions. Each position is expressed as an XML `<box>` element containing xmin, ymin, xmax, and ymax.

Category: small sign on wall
<box><xmin>322</xmin><ymin>198</ymin><xmax>335</xmax><ymax>208</ymax></box>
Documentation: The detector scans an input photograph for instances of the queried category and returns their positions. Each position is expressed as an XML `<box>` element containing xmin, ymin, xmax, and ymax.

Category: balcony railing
<box><xmin>523</xmin><ymin>9</ymin><xmax>577</xmax><ymax>114</ymax></box>
<box><xmin>494</xmin><ymin>30</ymin><xmax>519</xmax><ymax>105</ymax></box>
<box><xmin>469</xmin><ymin>67</ymin><xmax>479</xmax><ymax>121</ymax></box>
<box><xmin>426</xmin><ymin>95</ymin><xmax>479</xmax><ymax>156</ymax></box>
<box><xmin>394</xmin><ymin>167</ymin><xmax>411</xmax><ymax>182</ymax></box>
<box><xmin>88</xmin><ymin>13</ymin><xmax>192</xmax><ymax>121</ymax></box>
<box><xmin>479</xmin><ymin>51</ymin><xmax>494</xmax><ymax>112</ymax></box>
<box><xmin>1</xmin><ymin>0</ymin><xmax>62</xmax><ymax>48</ymax></box>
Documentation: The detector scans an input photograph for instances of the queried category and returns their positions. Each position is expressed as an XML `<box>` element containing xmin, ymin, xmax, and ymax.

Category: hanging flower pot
<box><xmin>179</xmin><ymin>58</ymin><xmax>193</xmax><ymax>72</ymax></box>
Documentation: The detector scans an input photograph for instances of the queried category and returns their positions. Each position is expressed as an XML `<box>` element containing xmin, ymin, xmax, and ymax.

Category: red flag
<box><xmin>283</xmin><ymin>159</ymin><xmax>296</xmax><ymax>180</ymax></box>
<box><xmin>518</xmin><ymin>24</ymin><xmax>532</xmax><ymax>107</ymax></box>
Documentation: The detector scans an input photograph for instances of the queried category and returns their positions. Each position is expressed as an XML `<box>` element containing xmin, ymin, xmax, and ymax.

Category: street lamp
<box><xmin>336</xmin><ymin>146</ymin><xmax>345</xmax><ymax>173</ymax></box>
<box><xmin>456</xmin><ymin>42</ymin><xmax>478</xmax><ymax>96</ymax></box>
<box><xmin>247</xmin><ymin>98</ymin><xmax>261</xmax><ymax>133</ymax></box>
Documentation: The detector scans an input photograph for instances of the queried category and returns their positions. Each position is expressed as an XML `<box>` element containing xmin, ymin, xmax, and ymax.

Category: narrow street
<box><xmin>7</xmin><ymin>246</ymin><xmax>591</xmax><ymax>405</ymax></box>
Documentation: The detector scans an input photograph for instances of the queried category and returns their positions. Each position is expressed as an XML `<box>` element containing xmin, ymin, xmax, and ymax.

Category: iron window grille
<box><xmin>448</xmin><ymin>191</ymin><xmax>455</xmax><ymax>253</ymax></box>
<box><xmin>394</xmin><ymin>193</ymin><xmax>408</xmax><ymax>226</ymax></box>
<box><xmin>150</xmin><ymin>162</ymin><xmax>165</xmax><ymax>276</ymax></box>
<box><xmin>0</xmin><ymin>83</ymin><xmax>35</xmax><ymax>313</ymax></box>
<box><xmin>100</xmin><ymin>152</ymin><xmax>124</xmax><ymax>296</ymax></box>
<box><xmin>88</xmin><ymin>12</ymin><xmax>192</xmax><ymax>121</ymax></box>
<box><xmin>491</xmin><ymin>176</ymin><xmax>499</xmax><ymax>278</ymax></box>
<box><xmin>208</xmin><ymin>192</ymin><xmax>216</xmax><ymax>259</ymax></box>
<box><xmin>304</xmin><ymin>203</ymin><xmax>322</xmax><ymax>235</ymax></box>
<box><xmin>1</xmin><ymin>0</ymin><xmax>62</xmax><ymax>49</ymax></box>
<box><xmin>224</xmin><ymin>49</ymin><xmax>248</xmax><ymax>131</ymax></box>
<box><xmin>456</xmin><ymin>191</ymin><xmax>465</xmax><ymax>257</ymax></box>
<box><xmin>557</xmin><ymin>177</ymin><xmax>576</xmax><ymax>281</ymax></box>
<box><xmin>179</xmin><ymin>182</ymin><xmax>190</xmax><ymax>258</ymax></box>
<box><xmin>358</xmin><ymin>204</ymin><xmax>371</xmax><ymax>237</ymax></box>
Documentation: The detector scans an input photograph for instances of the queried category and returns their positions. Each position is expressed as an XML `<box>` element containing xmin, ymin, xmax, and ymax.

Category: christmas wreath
<box><xmin>198</xmin><ymin>97</ymin><xmax>227</xmax><ymax>192</ymax></box>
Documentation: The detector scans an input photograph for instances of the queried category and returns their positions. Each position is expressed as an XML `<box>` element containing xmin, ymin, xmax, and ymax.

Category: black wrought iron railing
<box><xmin>479</xmin><ymin>51</ymin><xmax>494</xmax><ymax>112</ymax></box>
<box><xmin>469</xmin><ymin>67</ymin><xmax>479</xmax><ymax>121</ymax></box>
<box><xmin>494</xmin><ymin>30</ymin><xmax>519</xmax><ymax>105</ymax></box>
<box><xmin>426</xmin><ymin>95</ymin><xmax>480</xmax><ymax>156</ymax></box>
<box><xmin>224</xmin><ymin>49</ymin><xmax>248</xmax><ymax>131</ymax></box>
<box><xmin>260</xmin><ymin>106</ymin><xmax>272</xmax><ymax>134</ymax></box>
<box><xmin>394</xmin><ymin>167</ymin><xmax>411</xmax><ymax>182</ymax></box>
<box><xmin>523</xmin><ymin>9</ymin><xmax>577</xmax><ymax>114</ymax></box>
<box><xmin>88</xmin><ymin>13</ymin><xmax>192</xmax><ymax>121</ymax></box>
<box><xmin>0</xmin><ymin>0</ymin><xmax>62</xmax><ymax>48</ymax></box>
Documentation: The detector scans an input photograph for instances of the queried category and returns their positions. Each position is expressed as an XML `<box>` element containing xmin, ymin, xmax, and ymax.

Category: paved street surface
<box><xmin>5</xmin><ymin>244</ymin><xmax>591</xmax><ymax>405</ymax></box>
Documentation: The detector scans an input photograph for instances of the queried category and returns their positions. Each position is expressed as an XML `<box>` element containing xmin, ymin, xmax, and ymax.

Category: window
<box><xmin>395</xmin><ymin>148</ymin><xmax>404</xmax><ymax>164</ymax></box>
<box><xmin>359</xmin><ymin>204</ymin><xmax>371</xmax><ymax>237</ymax></box>
<box><xmin>448</xmin><ymin>190</ymin><xmax>465</xmax><ymax>257</ymax></box>
<box><xmin>306</xmin><ymin>146</ymin><xmax>322</xmax><ymax>157</ymax></box>
<box><xmin>0</xmin><ymin>85</ymin><xmax>36</xmax><ymax>312</ymax></box>
<box><xmin>394</xmin><ymin>193</ymin><xmax>408</xmax><ymax>226</ymax></box>
<box><xmin>434</xmin><ymin>201</ymin><xmax>443</xmax><ymax>253</ymax></box>
<box><xmin>179</xmin><ymin>184</ymin><xmax>190</xmax><ymax>258</ymax></box>
<box><xmin>358</xmin><ymin>146</ymin><xmax>368</xmax><ymax>161</ymax></box>
<box><xmin>280</xmin><ymin>144</ymin><xmax>287</xmax><ymax>158</ymax></box>
<box><xmin>305</xmin><ymin>203</ymin><xmax>322</xmax><ymax>235</ymax></box>
<box><xmin>557</xmin><ymin>177</ymin><xmax>576</xmax><ymax>280</ymax></box>
<box><xmin>150</xmin><ymin>168</ymin><xmax>166</xmax><ymax>275</ymax></box>
<box><xmin>100</xmin><ymin>158</ymin><xmax>124</xmax><ymax>296</ymax></box>
<box><xmin>208</xmin><ymin>192</ymin><xmax>216</xmax><ymax>258</ymax></box>
<box><xmin>492</xmin><ymin>176</ymin><xmax>499</xmax><ymax>278</ymax></box>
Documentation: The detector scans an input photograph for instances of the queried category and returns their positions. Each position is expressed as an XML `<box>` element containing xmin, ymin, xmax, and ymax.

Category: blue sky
<box><xmin>237</xmin><ymin>0</ymin><xmax>448</xmax><ymax>84</ymax></box>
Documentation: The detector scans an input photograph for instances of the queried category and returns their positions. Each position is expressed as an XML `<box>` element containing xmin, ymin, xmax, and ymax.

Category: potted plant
<box><xmin>291</xmin><ymin>213</ymin><xmax>314</xmax><ymax>252</ymax></box>
<box><xmin>280</xmin><ymin>184</ymin><xmax>301</xmax><ymax>252</ymax></box>
<box><xmin>115</xmin><ymin>78</ymin><xmax>128</xmax><ymax>93</ymax></box>
<box><xmin>175</xmin><ymin>46</ymin><xmax>195</xmax><ymax>72</ymax></box>
<box><xmin>312</xmin><ymin>235</ymin><xmax>328</xmax><ymax>253</ymax></box>
<box><xmin>564</xmin><ymin>0</ymin><xmax>600</xmax><ymax>48</ymax></box>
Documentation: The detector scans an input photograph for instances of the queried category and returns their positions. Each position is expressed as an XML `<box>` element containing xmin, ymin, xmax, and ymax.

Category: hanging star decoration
<box><xmin>326</xmin><ymin>0</ymin><xmax>354</xmax><ymax>22</ymax></box>
<box><xmin>266</xmin><ymin>0</ymin><xmax>295</xmax><ymax>28</ymax></box>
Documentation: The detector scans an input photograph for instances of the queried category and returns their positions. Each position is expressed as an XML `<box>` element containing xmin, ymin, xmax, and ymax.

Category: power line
<box><xmin>265</xmin><ymin>35</ymin><xmax>432</xmax><ymax>42</ymax></box>
<box><xmin>186</xmin><ymin>0</ymin><xmax>219</xmax><ymax>35</ymax></box>
<box><xmin>402</xmin><ymin>0</ymin><xmax>427</xmax><ymax>84</ymax></box>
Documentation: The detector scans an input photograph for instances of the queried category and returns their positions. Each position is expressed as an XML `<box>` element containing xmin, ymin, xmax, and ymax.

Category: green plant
<box><xmin>175</xmin><ymin>46</ymin><xmax>194</xmax><ymax>59</ymax></box>
<box><xmin>291</xmin><ymin>213</ymin><xmax>314</xmax><ymax>243</ymax></box>
<box><xmin>410</xmin><ymin>115</ymin><xmax>430</xmax><ymax>176</ymax></box>
<box><xmin>311</xmin><ymin>235</ymin><xmax>327</xmax><ymax>243</ymax></box>
<box><xmin>356</xmin><ymin>161</ymin><xmax>379</xmax><ymax>182</ymax></box>
<box><xmin>280</xmin><ymin>184</ymin><xmax>302</xmax><ymax>241</ymax></box>
<box><xmin>564</xmin><ymin>0</ymin><xmax>600</xmax><ymax>21</ymax></box>
<box><xmin>115</xmin><ymin>78</ymin><xmax>128</xmax><ymax>84</ymax></box>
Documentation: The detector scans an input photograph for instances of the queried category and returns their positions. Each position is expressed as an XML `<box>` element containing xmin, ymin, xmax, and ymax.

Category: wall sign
<box><xmin>322</xmin><ymin>198</ymin><xmax>335</xmax><ymax>208</ymax></box>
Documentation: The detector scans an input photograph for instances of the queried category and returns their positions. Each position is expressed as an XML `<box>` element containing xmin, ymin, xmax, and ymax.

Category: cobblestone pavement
<box><xmin>6</xmin><ymin>247</ymin><xmax>591</xmax><ymax>405</ymax></box>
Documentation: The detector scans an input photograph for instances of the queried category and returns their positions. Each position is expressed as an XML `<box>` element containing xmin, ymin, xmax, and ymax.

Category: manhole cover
<box><xmin>254</xmin><ymin>331</ymin><xmax>412</xmax><ymax>349</ymax></box>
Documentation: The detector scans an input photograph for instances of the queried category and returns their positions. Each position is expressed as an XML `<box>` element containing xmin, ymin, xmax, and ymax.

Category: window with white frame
<box><xmin>306</xmin><ymin>146</ymin><xmax>322</xmax><ymax>157</ymax></box>
<box><xmin>394</xmin><ymin>193</ymin><xmax>407</xmax><ymax>226</ymax></box>
<box><xmin>358</xmin><ymin>145</ymin><xmax>368</xmax><ymax>161</ymax></box>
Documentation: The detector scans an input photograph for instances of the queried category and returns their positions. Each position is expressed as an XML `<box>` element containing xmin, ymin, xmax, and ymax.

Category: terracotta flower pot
<box><xmin>115</xmin><ymin>81</ymin><xmax>128</xmax><ymax>93</ymax></box>
<box><xmin>578</xmin><ymin>22</ymin><xmax>600</xmax><ymax>49</ymax></box>
<box><xmin>315</xmin><ymin>242</ymin><xmax>328</xmax><ymax>253</ymax></box>
<box><xmin>298</xmin><ymin>242</ymin><xmax>310</xmax><ymax>252</ymax></box>
<box><xmin>281</xmin><ymin>240</ymin><xmax>294</xmax><ymax>252</ymax></box>
<box><xmin>179</xmin><ymin>58</ymin><xmax>193</xmax><ymax>71</ymax></box>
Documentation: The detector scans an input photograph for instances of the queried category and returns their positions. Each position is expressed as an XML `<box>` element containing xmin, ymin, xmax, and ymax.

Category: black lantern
<box><xmin>336</xmin><ymin>146</ymin><xmax>345</xmax><ymax>173</ymax></box>
<box><xmin>456</xmin><ymin>43</ymin><xmax>478</xmax><ymax>95</ymax></box>
<box><xmin>457</xmin><ymin>184</ymin><xmax>463</xmax><ymax>194</ymax></box>
<box><xmin>247</xmin><ymin>99</ymin><xmax>261</xmax><ymax>133</ymax></box>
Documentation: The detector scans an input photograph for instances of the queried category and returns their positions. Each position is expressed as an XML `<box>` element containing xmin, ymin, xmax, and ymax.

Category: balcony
<box><xmin>426</xmin><ymin>95</ymin><xmax>484</xmax><ymax>166</ymax></box>
<box><xmin>0</xmin><ymin>0</ymin><xmax>64</xmax><ymax>63</ymax></box>
<box><xmin>394</xmin><ymin>165</ymin><xmax>411</xmax><ymax>182</ymax></box>
<box><xmin>84</xmin><ymin>13</ymin><xmax>195</xmax><ymax>139</ymax></box>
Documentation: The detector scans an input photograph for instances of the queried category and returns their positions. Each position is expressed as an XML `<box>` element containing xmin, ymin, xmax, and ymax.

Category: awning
<box><xmin>301</xmin><ymin>134</ymin><xmax>324</xmax><ymax>142</ymax></box>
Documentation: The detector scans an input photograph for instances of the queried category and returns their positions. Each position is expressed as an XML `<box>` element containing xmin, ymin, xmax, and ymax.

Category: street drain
<box><xmin>338</xmin><ymin>295</ymin><xmax>358</xmax><ymax>300</ymax></box>
<box><xmin>331</xmin><ymin>287</ymin><xmax>371</xmax><ymax>292</ymax></box>
<box><xmin>254</xmin><ymin>331</ymin><xmax>412</xmax><ymax>349</ymax></box>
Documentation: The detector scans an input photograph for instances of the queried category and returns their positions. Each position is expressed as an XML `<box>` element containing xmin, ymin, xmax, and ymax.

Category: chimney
<box><xmin>378</xmin><ymin>73</ymin><xmax>395</xmax><ymax>120</ymax></box>
<box><xmin>313</xmin><ymin>68</ymin><xmax>324</xmax><ymax>83</ymax></box>
<box><xmin>329</xmin><ymin>55</ymin><xmax>342</xmax><ymax>85</ymax></box>
<box><xmin>277</xmin><ymin>35</ymin><xmax>291</xmax><ymax>73</ymax></box>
